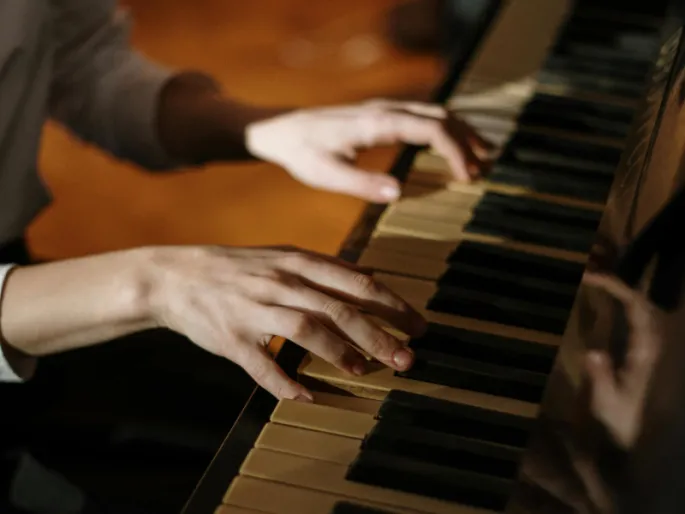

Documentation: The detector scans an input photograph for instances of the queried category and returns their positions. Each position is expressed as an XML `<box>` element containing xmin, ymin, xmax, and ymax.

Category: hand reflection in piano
<box><xmin>582</xmin><ymin>273</ymin><xmax>663</xmax><ymax>451</ymax></box>
<box><xmin>516</xmin><ymin>272</ymin><xmax>664</xmax><ymax>514</ymax></box>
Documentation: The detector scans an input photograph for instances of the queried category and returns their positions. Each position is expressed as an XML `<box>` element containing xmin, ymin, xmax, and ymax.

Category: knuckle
<box><xmin>282</xmin><ymin>251</ymin><xmax>317</xmax><ymax>271</ymax></box>
<box><xmin>323</xmin><ymin>300</ymin><xmax>355</xmax><ymax>325</ymax></box>
<box><xmin>427</xmin><ymin>118</ymin><xmax>445</xmax><ymax>135</ymax></box>
<box><xmin>364</xmin><ymin>110</ymin><xmax>392</xmax><ymax>132</ymax></box>
<box><xmin>352</xmin><ymin>272</ymin><xmax>379</xmax><ymax>296</ymax></box>
<box><xmin>288</xmin><ymin>313</ymin><xmax>318</xmax><ymax>340</ymax></box>
<box><xmin>368</xmin><ymin>329</ymin><xmax>397</xmax><ymax>358</ymax></box>
<box><xmin>250</xmin><ymin>273</ymin><xmax>285</xmax><ymax>298</ymax></box>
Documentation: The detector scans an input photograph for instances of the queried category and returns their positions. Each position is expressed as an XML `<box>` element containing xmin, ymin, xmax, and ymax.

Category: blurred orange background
<box><xmin>30</xmin><ymin>0</ymin><xmax>441</xmax><ymax>260</ymax></box>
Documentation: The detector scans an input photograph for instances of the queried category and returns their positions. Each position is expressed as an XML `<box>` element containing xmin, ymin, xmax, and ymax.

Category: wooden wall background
<box><xmin>30</xmin><ymin>0</ymin><xmax>440</xmax><ymax>260</ymax></box>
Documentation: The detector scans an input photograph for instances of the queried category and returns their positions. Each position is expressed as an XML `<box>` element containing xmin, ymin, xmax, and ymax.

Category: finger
<box><xmin>277</xmin><ymin>254</ymin><xmax>426</xmax><ymax>336</ymax></box>
<box><xmin>583</xmin><ymin>272</ymin><xmax>657</xmax><ymax>345</ymax></box>
<box><xmin>235</xmin><ymin>343</ymin><xmax>313</xmax><ymax>401</ymax></box>
<box><xmin>368</xmin><ymin>99</ymin><xmax>449</xmax><ymax>120</ymax></box>
<box><xmin>582</xmin><ymin>273</ymin><xmax>643</xmax><ymax>307</ymax></box>
<box><xmin>264</xmin><ymin>245</ymin><xmax>375</xmax><ymax>274</ymax></box>
<box><xmin>458</xmin><ymin>117</ymin><xmax>496</xmax><ymax>153</ymax></box>
<box><xmin>264</xmin><ymin>305</ymin><xmax>368</xmax><ymax>376</ymax></box>
<box><xmin>374</xmin><ymin>111</ymin><xmax>474</xmax><ymax>181</ymax></box>
<box><xmin>311</xmin><ymin>155</ymin><xmax>402</xmax><ymax>203</ymax></box>
<box><xmin>585</xmin><ymin>350</ymin><xmax>620</xmax><ymax>417</ymax></box>
<box><xmin>268</xmin><ymin>281</ymin><xmax>415</xmax><ymax>371</ymax></box>
<box><xmin>624</xmin><ymin>327</ymin><xmax>661</xmax><ymax>390</ymax></box>
<box><xmin>376</xmin><ymin>101</ymin><xmax>495</xmax><ymax>158</ymax></box>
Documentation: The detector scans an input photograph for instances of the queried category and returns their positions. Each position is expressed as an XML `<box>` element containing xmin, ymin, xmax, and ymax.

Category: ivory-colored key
<box><xmin>298</xmin><ymin>354</ymin><xmax>538</xmax><ymax>418</ymax></box>
<box><xmin>223</xmin><ymin>477</ymin><xmax>424</xmax><ymax>514</ymax></box>
<box><xmin>358</xmin><ymin>247</ymin><xmax>449</xmax><ymax>281</ymax></box>
<box><xmin>215</xmin><ymin>506</ymin><xmax>265</xmax><ymax>514</ymax></box>
<box><xmin>365</xmin><ymin>233</ymin><xmax>587</xmax><ymax>266</ymax></box>
<box><xmin>271</xmin><ymin>397</ymin><xmax>378</xmax><ymax>438</ymax></box>
<box><xmin>311</xmin><ymin>391</ymin><xmax>381</xmax><ymax>414</ymax></box>
<box><xmin>373</xmin><ymin>210</ymin><xmax>587</xmax><ymax>264</ymax></box>
<box><xmin>239</xmin><ymin>449</ymin><xmax>490</xmax><ymax>514</ymax></box>
<box><xmin>382</xmin><ymin>194</ymin><xmax>477</xmax><ymax>223</ymax></box>
<box><xmin>255</xmin><ymin>422</ymin><xmax>359</xmax><ymax>465</ymax></box>
<box><xmin>271</xmin><ymin>398</ymin><xmax>378</xmax><ymax>438</ymax></box>
<box><xmin>358</xmin><ymin>241</ymin><xmax>584</xmax><ymax>282</ymax></box>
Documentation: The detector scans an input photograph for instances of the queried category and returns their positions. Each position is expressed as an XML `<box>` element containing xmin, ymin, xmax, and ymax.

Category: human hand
<box><xmin>149</xmin><ymin>245</ymin><xmax>426</xmax><ymax>400</ymax></box>
<box><xmin>245</xmin><ymin>99</ymin><xmax>492</xmax><ymax>203</ymax></box>
<box><xmin>582</xmin><ymin>273</ymin><xmax>663</xmax><ymax>449</ymax></box>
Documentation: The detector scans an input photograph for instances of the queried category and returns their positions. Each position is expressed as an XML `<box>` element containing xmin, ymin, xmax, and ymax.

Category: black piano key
<box><xmin>573</xmin><ymin>0</ymin><xmax>670</xmax><ymax>19</ymax></box>
<box><xmin>477</xmin><ymin>192</ymin><xmax>603</xmax><ymax>225</ymax></box>
<box><xmin>362</xmin><ymin>421</ymin><xmax>523</xmax><ymax>477</ymax></box>
<box><xmin>440</xmin><ymin>241</ymin><xmax>584</xmax><ymax>309</ymax></box>
<box><xmin>463</xmin><ymin>192</ymin><xmax>601</xmax><ymax>253</ymax></box>
<box><xmin>518</xmin><ymin>94</ymin><xmax>636</xmax><ymax>139</ymax></box>
<box><xmin>465</xmin><ymin>210</ymin><xmax>596</xmax><ymax>252</ymax></box>
<box><xmin>405</xmin><ymin>323</ymin><xmax>557</xmax><ymax>374</ymax></box>
<box><xmin>427</xmin><ymin>286</ymin><xmax>571</xmax><ymax>334</ymax></box>
<box><xmin>555</xmin><ymin>41</ymin><xmax>656</xmax><ymax>68</ymax></box>
<box><xmin>556</xmin><ymin>19</ymin><xmax>661</xmax><ymax>60</ymax></box>
<box><xmin>447</xmin><ymin>241</ymin><xmax>585</xmax><ymax>283</ymax></box>
<box><xmin>501</xmin><ymin>132</ymin><xmax>623</xmax><ymax>175</ymax></box>
<box><xmin>438</xmin><ymin>262</ymin><xmax>578</xmax><ymax>309</ymax></box>
<box><xmin>488</xmin><ymin>162</ymin><xmax>613</xmax><ymax>202</ymax></box>
<box><xmin>399</xmin><ymin>348</ymin><xmax>549</xmax><ymax>402</ymax></box>
<box><xmin>537</xmin><ymin>68</ymin><xmax>647</xmax><ymax>99</ymax></box>
<box><xmin>376</xmin><ymin>390</ymin><xmax>532</xmax><ymax>448</ymax></box>
<box><xmin>346</xmin><ymin>450</ymin><xmax>513</xmax><ymax>510</ymax></box>
<box><xmin>544</xmin><ymin>52</ymin><xmax>652</xmax><ymax>81</ymax></box>
<box><xmin>331</xmin><ymin>503</ymin><xmax>393</xmax><ymax>514</ymax></box>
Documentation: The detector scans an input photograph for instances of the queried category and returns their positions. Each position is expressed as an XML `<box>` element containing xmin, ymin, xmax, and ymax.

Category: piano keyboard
<box><xmin>201</xmin><ymin>0</ymin><xmax>671</xmax><ymax>513</ymax></box>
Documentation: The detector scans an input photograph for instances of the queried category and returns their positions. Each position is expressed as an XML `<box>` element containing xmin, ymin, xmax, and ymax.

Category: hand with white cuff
<box><xmin>0</xmin><ymin>246</ymin><xmax>426</xmax><ymax>400</ymax></box>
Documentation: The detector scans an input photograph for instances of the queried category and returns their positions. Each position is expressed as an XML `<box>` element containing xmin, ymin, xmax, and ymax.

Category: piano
<box><xmin>182</xmin><ymin>0</ymin><xmax>685</xmax><ymax>513</ymax></box>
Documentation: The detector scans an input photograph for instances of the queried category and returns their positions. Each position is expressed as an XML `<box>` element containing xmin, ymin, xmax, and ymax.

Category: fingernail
<box><xmin>392</xmin><ymin>347</ymin><xmax>414</xmax><ymax>370</ymax></box>
<box><xmin>587</xmin><ymin>351</ymin><xmax>602</xmax><ymax>364</ymax></box>
<box><xmin>380</xmin><ymin>184</ymin><xmax>400</xmax><ymax>200</ymax></box>
<box><xmin>352</xmin><ymin>360</ymin><xmax>366</xmax><ymax>376</ymax></box>
<box><xmin>294</xmin><ymin>392</ymin><xmax>314</xmax><ymax>403</ymax></box>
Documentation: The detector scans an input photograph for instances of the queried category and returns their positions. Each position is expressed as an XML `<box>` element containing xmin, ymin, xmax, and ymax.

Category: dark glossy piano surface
<box><xmin>183</xmin><ymin>1</ymin><xmax>685</xmax><ymax>513</ymax></box>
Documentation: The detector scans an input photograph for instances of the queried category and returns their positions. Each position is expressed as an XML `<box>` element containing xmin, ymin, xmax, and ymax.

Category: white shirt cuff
<box><xmin>0</xmin><ymin>264</ymin><xmax>36</xmax><ymax>382</ymax></box>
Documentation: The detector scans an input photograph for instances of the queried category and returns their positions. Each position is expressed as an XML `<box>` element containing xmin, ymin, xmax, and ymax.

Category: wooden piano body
<box><xmin>182</xmin><ymin>1</ymin><xmax>685</xmax><ymax>513</ymax></box>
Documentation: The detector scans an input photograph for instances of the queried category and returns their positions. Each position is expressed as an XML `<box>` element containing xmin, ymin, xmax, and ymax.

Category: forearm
<box><xmin>156</xmin><ymin>71</ymin><xmax>291</xmax><ymax>164</ymax></box>
<box><xmin>0</xmin><ymin>248</ymin><xmax>159</xmax><ymax>358</ymax></box>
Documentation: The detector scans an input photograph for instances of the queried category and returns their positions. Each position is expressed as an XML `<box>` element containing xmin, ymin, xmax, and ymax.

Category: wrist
<box><xmin>136</xmin><ymin>246</ymin><xmax>175</xmax><ymax>330</ymax></box>
<box><xmin>157</xmin><ymin>71</ymin><xmax>291</xmax><ymax>163</ymax></box>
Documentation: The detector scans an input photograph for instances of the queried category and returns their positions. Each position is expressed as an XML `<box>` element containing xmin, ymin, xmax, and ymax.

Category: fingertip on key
<box><xmin>294</xmin><ymin>390</ymin><xmax>314</xmax><ymax>403</ymax></box>
<box><xmin>352</xmin><ymin>360</ymin><xmax>367</xmax><ymax>376</ymax></box>
<box><xmin>392</xmin><ymin>347</ymin><xmax>414</xmax><ymax>371</ymax></box>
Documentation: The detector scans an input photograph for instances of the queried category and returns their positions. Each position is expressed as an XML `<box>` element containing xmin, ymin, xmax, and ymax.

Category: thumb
<box><xmin>312</xmin><ymin>156</ymin><xmax>401</xmax><ymax>203</ymax></box>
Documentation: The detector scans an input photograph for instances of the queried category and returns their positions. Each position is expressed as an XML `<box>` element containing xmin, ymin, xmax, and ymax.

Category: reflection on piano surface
<box><xmin>182</xmin><ymin>1</ymin><xmax>685</xmax><ymax>513</ymax></box>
